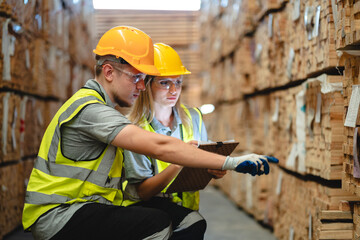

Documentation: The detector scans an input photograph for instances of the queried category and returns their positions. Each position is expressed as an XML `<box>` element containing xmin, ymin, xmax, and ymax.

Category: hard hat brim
<box><xmin>134</xmin><ymin>64</ymin><xmax>160</xmax><ymax>76</ymax></box>
<box><xmin>157</xmin><ymin>70</ymin><xmax>191</xmax><ymax>76</ymax></box>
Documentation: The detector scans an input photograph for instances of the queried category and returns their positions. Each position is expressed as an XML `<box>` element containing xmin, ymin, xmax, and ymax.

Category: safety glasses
<box><xmin>112</xmin><ymin>66</ymin><xmax>146</xmax><ymax>84</ymax></box>
<box><xmin>152</xmin><ymin>77</ymin><xmax>183</xmax><ymax>90</ymax></box>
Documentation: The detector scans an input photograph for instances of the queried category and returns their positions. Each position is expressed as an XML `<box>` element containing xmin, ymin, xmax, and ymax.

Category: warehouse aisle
<box><xmin>4</xmin><ymin>185</ymin><xmax>276</xmax><ymax>240</ymax></box>
<box><xmin>200</xmin><ymin>186</ymin><xmax>277</xmax><ymax>240</ymax></box>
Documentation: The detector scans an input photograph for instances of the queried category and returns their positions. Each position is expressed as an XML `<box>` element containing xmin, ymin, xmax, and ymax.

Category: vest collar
<box><xmin>84</xmin><ymin>79</ymin><xmax>116</xmax><ymax>108</ymax></box>
<box><xmin>150</xmin><ymin>107</ymin><xmax>182</xmax><ymax>132</ymax></box>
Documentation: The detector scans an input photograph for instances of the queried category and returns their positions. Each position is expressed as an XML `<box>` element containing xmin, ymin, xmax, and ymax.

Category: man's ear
<box><xmin>102</xmin><ymin>64</ymin><xmax>114</xmax><ymax>82</ymax></box>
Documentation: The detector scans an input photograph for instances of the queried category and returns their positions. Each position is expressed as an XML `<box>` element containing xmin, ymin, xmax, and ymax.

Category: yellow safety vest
<box><xmin>144</xmin><ymin>105</ymin><xmax>202</xmax><ymax>210</ymax></box>
<box><xmin>22</xmin><ymin>88</ymin><xmax>124</xmax><ymax>230</ymax></box>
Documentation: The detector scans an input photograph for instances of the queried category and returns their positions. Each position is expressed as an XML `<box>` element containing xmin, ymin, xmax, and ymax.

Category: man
<box><xmin>22</xmin><ymin>26</ymin><xmax>278</xmax><ymax>240</ymax></box>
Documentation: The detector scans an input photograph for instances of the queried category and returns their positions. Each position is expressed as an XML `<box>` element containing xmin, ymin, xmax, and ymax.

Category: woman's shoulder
<box><xmin>187</xmin><ymin>107</ymin><xmax>202</xmax><ymax>119</ymax></box>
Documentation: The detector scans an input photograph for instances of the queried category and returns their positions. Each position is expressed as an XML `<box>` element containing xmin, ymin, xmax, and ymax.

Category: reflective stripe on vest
<box><xmin>145</xmin><ymin>105</ymin><xmax>202</xmax><ymax>210</ymax></box>
<box><xmin>22</xmin><ymin>88</ymin><xmax>124</xmax><ymax>230</ymax></box>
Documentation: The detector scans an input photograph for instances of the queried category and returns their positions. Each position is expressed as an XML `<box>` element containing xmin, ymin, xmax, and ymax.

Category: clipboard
<box><xmin>165</xmin><ymin>141</ymin><xmax>239</xmax><ymax>193</ymax></box>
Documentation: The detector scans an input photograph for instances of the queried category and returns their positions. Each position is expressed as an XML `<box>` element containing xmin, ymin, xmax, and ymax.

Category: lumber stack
<box><xmin>208</xmin><ymin>62</ymin><xmax>224</xmax><ymax>103</ymax></box>
<box><xmin>216</xmin><ymin>2</ymin><xmax>239</xmax><ymax>57</ymax></box>
<box><xmin>353</xmin><ymin>203</ymin><xmax>360</xmax><ymax>238</ymax></box>
<box><xmin>0</xmin><ymin>163</ymin><xmax>25</xmax><ymax>239</ymax></box>
<box><xmin>254</xmin><ymin>14</ymin><xmax>278</xmax><ymax>90</ymax></box>
<box><xmin>199</xmin><ymin>0</ymin><xmax>360</xmax><ymax>239</ymax></box>
<box><xmin>283</xmin><ymin>0</ymin><xmax>340</xmax><ymax>82</ymax></box>
<box><xmin>200</xmin><ymin>0</ymin><xmax>261</xmax><ymax>65</ymax></box>
<box><xmin>334</xmin><ymin>0</ymin><xmax>360</xmax><ymax>49</ymax></box>
<box><xmin>316</xmin><ymin>209</ymin><xmax>353</xmax><ymax>240</ymax></box>
<box><xmin>223</xmin><ymin>58</ymin><xmax>242</xmax><ymax>101</ymax></box>
<box><xmin>233</xmin><ymin>37</ymin><xmax>257</xmax><ymax>95</ymax></box>
<box><xmin>0</xmin><ymin>92</ymin><xmax>21</xmax><ymax>162</ymax></box>
<box><xmin>0</xmin><ymin>0</ymin><xmax>95</xmax><ymax>238</ymax></box>
<box><xmin>200</xmin><ymin>0</ymin><xmax>342</xmax><ymax>100</ymax></box>
<box><xmin>271</xmin><ymin>165</ymin><xmax>358</xmax><ymax>239</ymax></box>
<box><xmin>267</xmin><ymin>86</ymin><xmax>307</xmax><ymax>174</ymax></box>
<box><xmin>255</xmin><ymin>0</ymin><xmax>289</xmax><ymax>21</ymax></box>
<box><xmin>248</xmin><ymin>95</ymin><xmax>272</xmax><ymax>155</ymax></box>
<box><xmin>214</xmin><ymin>164</ymin><xmax>358</xmax><ymax>239</ymax></box>
<box><xmin>342</xmin><ymin>55</ymin><xmax>360</xmax><ymax>198</ymax></box>
<box><xmin>302</xmin><ymin>0</ymin><xmax>339</xmax><ymax>75</ymax></box>
<box><xmin>305</xmin><ymin>75</ymin><xmax>344</xmax><ymax>180</ymax></box>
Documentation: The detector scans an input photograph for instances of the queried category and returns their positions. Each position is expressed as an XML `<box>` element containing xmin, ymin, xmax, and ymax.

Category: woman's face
<box><xmin>151</xmin><ymin>76</ymin><xmax>183</xmax><ymax>108</ymax></box>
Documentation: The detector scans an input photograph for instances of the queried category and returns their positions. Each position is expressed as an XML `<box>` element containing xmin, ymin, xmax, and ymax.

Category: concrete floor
<box><xmin>199</xmin><ymin>186</ymin><xmax>277</xmax><ymax>240</ymax></box>
<box><xmin>4</xmin><ymin>186</ymin><xmax>277</xmax><ymax>240</ymax></box>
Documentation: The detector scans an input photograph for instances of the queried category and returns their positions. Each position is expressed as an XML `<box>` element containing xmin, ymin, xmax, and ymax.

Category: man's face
<box><xmin>109</xmin><ymin>65</ymin><xmax>146</xmax><ymax>107</ymax></box>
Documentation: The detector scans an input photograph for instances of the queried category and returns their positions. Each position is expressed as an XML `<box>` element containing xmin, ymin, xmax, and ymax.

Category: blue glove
<box><xmin>222</xmin><ymin>155</ymin><xmax>279</xmax><ymax>176</ymax></box>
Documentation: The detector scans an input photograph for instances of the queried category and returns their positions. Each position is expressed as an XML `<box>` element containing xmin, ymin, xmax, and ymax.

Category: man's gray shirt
<box><xmin>61</xmin><ymin>79</ymin><xmax>131</xmax><ymax>160</ymax></box>
<box><xmin>32</xmin><ymin>79</ymin><xmax>131</xmax><ymax>240</ymax></box>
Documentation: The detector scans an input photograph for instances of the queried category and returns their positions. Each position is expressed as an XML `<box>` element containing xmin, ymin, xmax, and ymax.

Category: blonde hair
<box><xmin>128</xmin><ymin>76</ymin><xmax>192</xmax><ymax>132</ymax></box>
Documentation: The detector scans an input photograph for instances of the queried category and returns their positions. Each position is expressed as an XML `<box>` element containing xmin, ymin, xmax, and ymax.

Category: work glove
<box><xmin>222</xmin><ymin>154</ymin><xmax>279</xmax><ymax>176</ymax></box>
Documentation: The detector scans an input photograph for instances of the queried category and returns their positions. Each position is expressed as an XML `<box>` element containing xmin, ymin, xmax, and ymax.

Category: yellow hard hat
<box><xmin>93</xmin><ymin>26</ymin><xmax>159</xmax><ymax>75</ymax></box>
<box><xmin>153</xmin><ymin>43</ymin><xmax>191</xmax><ymax>76</ymax></box>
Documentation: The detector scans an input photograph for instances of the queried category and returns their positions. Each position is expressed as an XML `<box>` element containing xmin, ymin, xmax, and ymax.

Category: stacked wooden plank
<box><xmin>30</xmin><ymin>38</ymin><xmax>71</xmax><ymax>100</ymax></box>
<box><xmin>223</xmin><ymin>57</ymin><xmax>243</xmax><ymax>101</ymax></box>
<box><xmin>68</xmin><ymin>0</ymin><xmax>95</xmax><ymax>70</ymax></box>
<box><xmin>334</xmin><ymin>0</ymin><xmax>360</xmax><ymax>49</ymax></box>
<box><xmin>43</xmin><ymin>0</ymin><xmax>69</xmax><ymax>51</ymax></box>
<box><xmin>254</xmin><ymin>14</ymin><xmax>277</xmax><ymax>90</ymax></box>
<box><xmin>282</xmin><ymin>0</ymin><xmax>338</xmax><ymax>82</ymax></box>
<box><xmin>303</xmin><ymin>0</ymin><xmax>339</xmax><ymax>75</ymax></box>
<box><xmin>316</xmin><ymin>209</ymin><xmax>353</xmax><ymax>239</ymax></box>
<box><xmin>200</xmin><ymin>0</ymin><xmax>262</xmax><ymax>65</ymax></box>
<box><xmin>198</xmin><ymin>0</ymin><xmax>360</xmax><ymax>239</ymax></box>
<box><xmin>19</xmin><ymin>97</ymin><xmax>47</xmax><ymax>158</ymax></box>
<box><xmin>0</xmin><ymin>92</ymin><xmax>21</xmax><ymax>163</ymax></box>
<box><xmin>0</xmin><ymin>15</ymin><xmax>31</xmax><ymax>91</ymax></box>
<box><xmin>342</xmin><ymin>55</ymin><xmax>360</xmax><ymax>197</ymax></box>
<box><xmin>217</xmin><ymin>2</ymin><xmax>240</xmax><ymax>57</ymax></box>
<box><xmin>1</xmin><ymin>0</ymin><xmax>43</xmax><ymax>37</ymax></box>
<box><xmin>199</xmin><ymin>3</ymin><xmax>216</xmax><ymax>68</ymax></box>
<box><xmin>204</xmin><ymin>0</ymin><xmax>342</xmax><ymax>94</ymax></box>
<box><xmin>272</xmin><ymin>86</ymin><xmax>308</xmax><ymax>174</ymax></box>
<box><xmin>271</xmin><ymin>166</ymin><xmax>358</xmax><ymax>239</ymax></box>
<box><xmin>0</xmin><ymin>163</ymin><xmax>25</xmax><ymax>240</ymax></box>
<box><xmin>247</xmin><ymin>95</ymin><xmax>272</xmax><ymax>155</ymax></box>
<box><xmin>232</xmin><ymin>0</ymin><xmax>262</xmax><ymax>37</ymax></box>
<box><xmin>212</xmin><ymin>163</ymin><xmax>357</xmax><ymax>239</ymax></box>
<box><xmin>241</xmin><ymin>171</ymin><xmax>275</xmax><ymax>222</ymax></box>
<box><xmin>232</xmin><ymin>101</ymin><xmax>256</xmax><ymax>153</ymax></box>
<box><xmin>0</xmin><ymin>0</ymin><xmax>95</xmax><ymax>238</ymax></box>
<box><xmin>209</xmin><ymin>62</ymin><xmax>224</xmax><ymax>103</ymax></box>
<box><xmin>203</xmin><ymin>101</ymin><xmax>250</xmax><ymax>153</ymax></box>
<box><xmin>0</xmin><ymin>0</ymin><xmax>94</xmax><ymax>100</ymax></box>
<box><xmin>233</xmin><ymin>37</ymin><xmax>257</xmax><ymax>94</ymax></box>
<box><xmin>236</xmin><ymin>81</ymin><xmax>343</xmax><ymax>178</ymax></box>
<box><xmin>353</xmin><ymin>203</ymin><xmax>360</xmax><ymax>239</ymax></box>
<box><xmin>255</xmin><ymin>0</ymin><xmax>289</xmax><ymax>21</ymax></box>
<box><xmin>0</xmin><ymin>158</ymin><xmax>35</xmax><ymax>240</ymax></box>
<box><xmin>305</xmin><ymin>75</ymin><xmax>344</xmax><ymax>180</ymax></box>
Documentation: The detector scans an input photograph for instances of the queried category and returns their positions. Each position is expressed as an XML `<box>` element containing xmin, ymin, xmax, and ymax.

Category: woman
<box><xmin>123</xmin><ymin>43</ymin><xmax>226</xmax><ymax>239</ymax></box>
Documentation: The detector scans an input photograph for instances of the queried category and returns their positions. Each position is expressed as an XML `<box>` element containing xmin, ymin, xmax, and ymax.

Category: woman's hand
<box><xmin>207</xmin><ymin>169</ymin><xmax>227</xmax><ymax>179</ymax></box>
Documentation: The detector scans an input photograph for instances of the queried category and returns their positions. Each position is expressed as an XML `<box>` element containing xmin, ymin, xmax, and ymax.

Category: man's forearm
<box><xmin>112</xmin><ymin>125</ymin><xmax>226</xmax><ymax>169</ymax></box>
